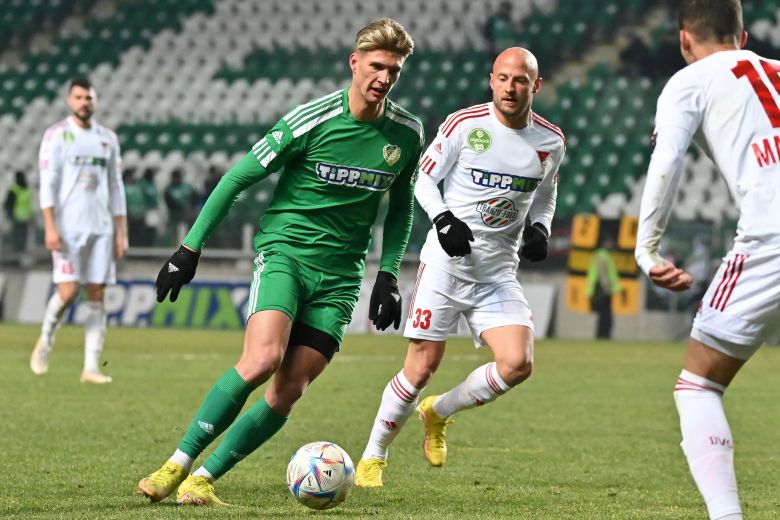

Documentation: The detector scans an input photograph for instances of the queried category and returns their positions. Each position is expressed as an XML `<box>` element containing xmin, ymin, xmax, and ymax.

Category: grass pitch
<box><xmin>2</xmin><ymin>323</ymin><xmax>778</xmax><ymax>519</ymax></box>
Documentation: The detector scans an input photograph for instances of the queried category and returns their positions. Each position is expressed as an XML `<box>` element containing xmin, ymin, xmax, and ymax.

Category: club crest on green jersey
<box><xmin>467</xmin><ymin>128</ymin><xmax>491</xmax><ymax>152</ymax></box>
<box><xmin>383</xmin><ymin>144</ymin><xmax>401</xmax><ymax>166</ymax></box>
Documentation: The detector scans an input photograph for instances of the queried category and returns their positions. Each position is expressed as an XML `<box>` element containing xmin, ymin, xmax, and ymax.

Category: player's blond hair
<box><xmin>355</xmin><ymin>18</ymin><xmax>414</xmax><ymax>57</ymax></box>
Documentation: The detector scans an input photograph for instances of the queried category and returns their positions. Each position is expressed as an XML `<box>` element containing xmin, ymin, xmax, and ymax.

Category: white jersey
<box><xmin>637</xmin><ymin>49</ymin><xmax>780</xmax><ymax>274</ymax></box>
<box><xmin>416</xmin><ymin>102</ymin><xmax>565</xmax><ymax>283</ymax></box>
<box><xmin>39</xmin><ymin>116</ymin><xmax>125</xmax><ymax>237</ymax></box>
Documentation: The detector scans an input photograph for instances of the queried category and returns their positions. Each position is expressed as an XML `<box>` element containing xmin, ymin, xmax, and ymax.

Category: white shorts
<box><xmin>691</xmin><ymin>245</ymin><xmax>780</xmax><ymax>359</ymax></box>
<box><xmin>52</xmin><ymin>233</ymin><xmax>116</xmax><ymax>285</ymax></box>
<box><xmin>404</xmin><ymin>262</ymin><xmax>533</xmax><ymax>346</ymax></box>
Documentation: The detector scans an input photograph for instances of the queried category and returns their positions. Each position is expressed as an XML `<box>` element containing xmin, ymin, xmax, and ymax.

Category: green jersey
<box><xmin>184</xmin><ymin>88</ymin><xmax>424</xmax><ymax>278</ymax></box>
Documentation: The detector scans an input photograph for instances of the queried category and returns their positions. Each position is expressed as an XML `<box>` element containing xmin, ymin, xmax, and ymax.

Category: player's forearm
<box><xmin>41</xmin><ymin>206</ymin><xmax>57</xmax><ymax>234</ymax></box>
<box><xmin>635</xmin><ymin>149</ymin><xmax>685</xmax><ymax>275</ymax></box>
<box><xmin>183</xmin><ymin>153</ymin><xmax>269</xmax><ymax>250</ymax></box>
<box><xmin>114</xmin><ymin>214</ymin><xmax>128</xmax><ymax>239</ymax></box>
<box><xmin>379</xmin><ymin>184</ymin><xmax>415</xmax><ymax>276</ymax></box>
<box><xmin>414</xmin><ymin>171</ymin><xmax>448</xmax><ymax>222</ymax></box>
<box><xmin>527</xmin><ymin>174</ymin><xmax>557</xmax><ymax>231</ymax></box>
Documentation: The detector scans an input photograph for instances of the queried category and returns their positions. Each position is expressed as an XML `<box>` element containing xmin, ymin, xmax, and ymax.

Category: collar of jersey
<box><xmin>341</xmin><ymin>88</ymin><xmax>387</xmax><ymax>126</ymax></box>
<box><xmin>488</xmin><ymin>102</ymin><xmax>530</xmax><ymax>135</ymax></box>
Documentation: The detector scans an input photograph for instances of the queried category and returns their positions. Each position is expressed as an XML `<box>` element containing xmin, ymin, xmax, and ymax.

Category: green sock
<box><xmin>203</xmin><ymin>398</ymin><xmax>287</xmax><ymax>480</ymax></box>
<box><xmin>177</xmin><ymin>368</ymin><xmax>254</xmax><ymax>458</ymax></box>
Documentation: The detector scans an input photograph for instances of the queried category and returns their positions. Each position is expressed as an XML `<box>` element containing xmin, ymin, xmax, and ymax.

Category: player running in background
<box><xmin>137</xmin><ymin>18</ymin><xmax>423</xmax><ymax>506</ymax></box>
<box><xmin>30</xmin><ymin>76</ymin><xmax>127</xmax><ymax>384</ymax></box>
<box><xmin>635</xmin><ymin>2</ymin><xmax>773</xmax><ymax>519</ymax></box>
<box><xmin>355</xmin><ymin>47</ymin><xmax>565</xmax><ymax>487</ymax></box>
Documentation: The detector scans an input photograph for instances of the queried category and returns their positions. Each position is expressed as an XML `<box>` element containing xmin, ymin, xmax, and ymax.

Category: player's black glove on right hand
<box><xmin>520</xmin><ymin>222</ymin><xmax>549</xmax><ymax>262</ymax></box>
<box><xmin>369</xmin><ymin>271</ymin><xmax>402</xmax><ymax>331</ymax></box>
<box><xmin>433</xmin><ymin>210</ymin><xmax>474</xmax><ymax>257</ymax></box>
<box><xmin>156</xmin><ymin>245</ymin><xmax>200</xmax><ymax>302</ymax></box>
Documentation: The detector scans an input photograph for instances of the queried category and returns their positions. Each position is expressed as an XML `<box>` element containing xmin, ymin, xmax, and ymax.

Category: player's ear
<box><xmin>349</xmin><ymin>52</ymin><xmax>358</xmax><ymax>74</ymax></box>
<box><xmin>740</xmin><ymin>31</ymin><xmax>748</xmax><ymax>49</ymax></box>
<box><xmin>532</xmin><ymin>77</ymin><xmax>542</xmax><ymax>94</ymax></box>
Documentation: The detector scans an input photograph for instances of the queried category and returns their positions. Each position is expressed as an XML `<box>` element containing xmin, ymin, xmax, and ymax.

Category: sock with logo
<box><xmin>674</xmin><ymin>369</ymin><xmax>742</xmax><ymax>520</ymax></box>
<box><xmin>40</xmin><ymin>291</ymin><xmax>68</xmax><ymax>347</ymax></box>
<box><xmin>83</xmin><ymin>300</ymin><xmax>107</xmax><ymax>373</ymax></box>
<box><xmin>433</xmin><ymin>362</ymin><xmax>511</xmax><ymax>418</ymax></box>
<box><xmin>202</xmin><ymin>398</ymin><xmax>287</xmax><ymax>480</ymax></box>
<box><xmin>176</xmin><ymin>368</ymin><xmax>255</xmax><ymax>459</ymax></box>
<box><xmin>361</xmin><ymin>369</ymin><xmax>424</xmax><ymax>461</ymax></box>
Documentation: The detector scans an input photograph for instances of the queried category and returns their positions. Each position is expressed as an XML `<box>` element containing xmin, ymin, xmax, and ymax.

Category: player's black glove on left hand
<box><xmin>434</xmin><ymin>210</ymin><xmax>474</xmax><ymax>257</ymax></box>
<box><xmin>156</xmin><ymin>245</ymin><xmax>200</xmax><ymax>302</ymax></box>
<box><xmin>520</xmin><ymin>223</ymin><xmax>549</xmax><ymax>262</ymax></box>
<box><xmin>369</xmin><ymin>271</ymin><xmax>402</xmax><ymax>331</ymax></box>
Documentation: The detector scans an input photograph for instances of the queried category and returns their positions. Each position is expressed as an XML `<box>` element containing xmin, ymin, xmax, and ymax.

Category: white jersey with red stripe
<box><xmin>415</xmin><ymin>102</ymin><xmax>565</xmax><ymax>283</ymax></box>
<box><xmin>636</xmin><ymin>49</ymin><xmax>780</xmax><ymax>275</ymax></box>
<box><xmin>39</xmin><ymin>116</ymin><xmax>125</xmax><ymax>237</ymax></box>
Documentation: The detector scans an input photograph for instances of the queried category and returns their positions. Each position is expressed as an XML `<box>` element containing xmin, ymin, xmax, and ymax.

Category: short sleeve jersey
<box><xmin>38</xmin><ymin>117</ymin><xmax>124</xmax><ymax>236</ymax></box>
<box><xmin>637</xmin><ymin>50</ymin><xmax>780</xmax><ymax>273</ymax></box>
<box><xmin>251</xmin><ymin>89</ymin><xmax>424</xmax><ymax>276</ymax></box>
<box><xmin>418</xmin><ymin>103</ymin><xmax>565</xmax><ymax>283</ymax></box>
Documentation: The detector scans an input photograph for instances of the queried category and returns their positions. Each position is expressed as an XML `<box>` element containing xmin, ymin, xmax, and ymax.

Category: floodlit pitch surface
<box><xmin>2</xmin><ymin>323</ymin><xmax>778</xmax><ymax>519</ymax></box>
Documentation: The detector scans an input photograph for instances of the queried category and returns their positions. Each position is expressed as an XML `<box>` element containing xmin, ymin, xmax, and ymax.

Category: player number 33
<box><xmin>411</xmin><ymin>308</ymin><xmax>432</xmax><ymax>330</ymax></box>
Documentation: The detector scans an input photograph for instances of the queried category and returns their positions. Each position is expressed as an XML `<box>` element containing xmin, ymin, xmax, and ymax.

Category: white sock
<box><xmin>83</xmin><ymin>301</ymin><xmax>107</xmax><ymax>373</ymax></box>
<box><xmin>169</xmin><ymin>449</ymin><xmax>195</xmax><ymax>472</ymax></box>
<box><xmin>674</xmin><ymin>369</ymin><xmax>742</xmax><ymax>520</ymax></box>
<box><xmin>361</xmin><ymin>370</ymin><xmax>424</xmax><ymax>461</ymax></box>
<box><xmin>433</xmin><ymin>362</ymin><xmax>510</xmax><ymax>418</ymax></box>
<box><xmin>40</xmin><ymin>292</ymin><xmax>68</xmax><ymax>347</ymax></box>
<box><xmin>192</xmin><ymin>466</ymin><xmax>214</xmax><ymax>480</ymax></box>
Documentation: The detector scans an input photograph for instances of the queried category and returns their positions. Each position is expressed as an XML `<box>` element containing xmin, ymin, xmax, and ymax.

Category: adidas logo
<box><xmin>168</xmin><ymin>262</ymin><xmax>180</xmax><ymax>273</ymax></box>
<box><xmin>198</xmin><ymin>421</ymin><xmax>214</xmax><ymax>435</ymax></box>
<box><xmin>439</xmin><ymin>224</ymin><xmax>451</xmax><ymax>235</ymax></box>
<box><xmin>272</xmin><ymin>131</ymin><xmax>283</xmax><ymax>144</ymax></box>
<box><xmin>230</xmin><ymin>451</ymin><xmax>246</xmax><ymax>460</ymax></box>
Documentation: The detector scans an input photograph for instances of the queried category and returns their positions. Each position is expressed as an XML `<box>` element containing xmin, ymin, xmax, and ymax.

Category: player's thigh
<box><xmin>241</xmin><ymin>309</ymin><xmax>295</xmax><ymax>372</ymax></box>
<box><xmin>404</xmin><ymin>263</ymin><xmax>465</xmax><ymax>341</ymax></box>
<box><xmin>465</xmin><ymin>278</ymin><xmax>534</xmax><ymax>347</ymax></box>
<box><xmin>296</xmin><ymin>272</ymin><xmax>362</xmax><ymax>357</ymax></box>
<box><xmin>246</xmin><ymin>250</ymin><xmax>304</xmax><ymax>322</ymax></box>
<box><xmin>481</xmin><ymin>325</ymin><xmax>534</xmax><ymax>368</ymax></box>
<box><xmin>82</xmin><ymin>234</ymin><xmax>116</xmax><ymax>285</ymax></box>
<box><xmin>51</xmin><ymin>235</ymin><xmax>85</xmax><ymax>284</ymax></box>
<box><xmin>692</xmin><ymin>246</ymin><xmax>780</xmax><ymax>361</ymax></box>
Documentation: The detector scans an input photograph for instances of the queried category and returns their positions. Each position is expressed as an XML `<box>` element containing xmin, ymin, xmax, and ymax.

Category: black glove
<box><xmin>156</xmin><ymin>245</ymin><xmax>200</xmax><ymax>302</ymax></box>
<box><xmin>433</xmin><ymin>210</ymin><xmax>474</xmax><ymax>257</ymax></box>
<box><xmin>369</xmin><ymin>271</ymin><xmax>402</xmax><ymax>331</ymax></box>
<box><xmin>520</xmin><ymin>222</ymin><xmax>549</xmax><ymax>262</ymax></box>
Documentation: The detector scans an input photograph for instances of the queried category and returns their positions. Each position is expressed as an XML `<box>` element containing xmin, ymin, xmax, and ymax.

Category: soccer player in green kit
<box><xmin>137</xmin><ymin>18</ymin><xmax>423</xmax><ymax>506</ymax></box>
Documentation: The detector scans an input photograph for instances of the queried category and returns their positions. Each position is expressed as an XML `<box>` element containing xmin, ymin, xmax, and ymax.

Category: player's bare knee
<box><xmin>237</xmin><ymin>348</ymin><xmax>284</xmax><ymax>385</ymax></box>
<box><xmin>498</xmin><ymin>357</ymin><xmax>533</xmax><ymax>387</ymax></box>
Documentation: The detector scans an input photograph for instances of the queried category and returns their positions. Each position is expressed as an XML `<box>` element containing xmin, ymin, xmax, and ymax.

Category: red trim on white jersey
<box><xmin>710</xmin><ymin>254</ymin><xmax>747</xmax><ymax>311</ymax></box>
<box><xmin>408</xmin><ymin>262</ymin><xmax>426</xmax><ymax>314</ymax></box>
<box><xmin>532</xmin><ymin>113</ymin><xmax>566</xmax><ymax>147</ymax></box>
<box><xmin>420</xmin><ymin>156</ymin><xmax>436</xmax><ymax>174</ymax></box>
<box><xmin>442</xmin><ymin>105</ymin><xmax>490</xmax><ymax>137</ymax></box>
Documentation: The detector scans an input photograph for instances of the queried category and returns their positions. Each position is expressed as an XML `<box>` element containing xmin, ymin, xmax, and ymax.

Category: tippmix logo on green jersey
<box><xmin>316</xmin><ymin>163</ymin><xmax>395</xmax><ymax>191</ymax></box>
<box><xmin>467</xmin><ymin>128</ymin><xmax>491</xmax><ymax>152</ymax></box>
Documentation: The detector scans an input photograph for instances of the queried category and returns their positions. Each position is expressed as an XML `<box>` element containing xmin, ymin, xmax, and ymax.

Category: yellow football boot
<box><xmin>355</xmin><ymin>458</ymin><xmax>387</xmax><ymax>488</ymax></box>
<box><xmin>176</xmin><ymin>475</ymin><xmax>228</xmax><ymax>506</ymax></box>
<box><xmin>417</xmin><ymin>395</ymin><xmax>453</xmax><ymax>467</ymax></box>
<box><xmin>137</xmin><ymin>461</ymin><xmax>188</xmax><ymax>502</ymax></box>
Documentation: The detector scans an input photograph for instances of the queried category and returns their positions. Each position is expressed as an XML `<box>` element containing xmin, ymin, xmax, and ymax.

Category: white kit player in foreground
<box><xmin>355</xmin><ymin>48</ymin><xmax>565</xmax><ymax>487</ymax></box>
<box><xmin>30</xmin><ymin>76</ymin><xmax>127</xmax><ymax>384</ymax></box>
<box><xmin>635</xmin><ymin>2</ymin><xmax>771</xmax><ymax>519</ymax></box>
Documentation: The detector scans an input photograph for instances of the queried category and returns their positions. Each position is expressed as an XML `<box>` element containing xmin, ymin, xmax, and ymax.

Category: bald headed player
<box><xmin>355</xmin><ymin>48</ymin><xmax>565</xmax><ymax>487</ymax></box>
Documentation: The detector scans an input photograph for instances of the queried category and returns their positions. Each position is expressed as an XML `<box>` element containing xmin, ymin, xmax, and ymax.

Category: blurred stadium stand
<box><xmin>0</xmin><ymin>0</ymin><xmax>777</xmax><ymax>263</ymax></box>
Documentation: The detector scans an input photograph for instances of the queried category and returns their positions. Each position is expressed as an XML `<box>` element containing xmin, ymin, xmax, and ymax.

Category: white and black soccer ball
<box><xmin>286</xmin><ymin>441</ymin><xmax>355</xmax><ymax>510</ymax></box>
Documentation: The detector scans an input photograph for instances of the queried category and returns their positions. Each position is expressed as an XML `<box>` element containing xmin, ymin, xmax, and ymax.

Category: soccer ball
<box><xmin>286</xmin><ymin>441</ymin><xmax>355</xmax><ymax>510</ymax></box>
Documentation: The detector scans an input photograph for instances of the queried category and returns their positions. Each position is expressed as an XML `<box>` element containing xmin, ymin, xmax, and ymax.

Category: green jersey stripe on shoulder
<box><xmin>254</xmin><ymin>144</ymin><xmax>273</xmax><ymax>160</ymax></box>
<box><xmin>386</xmin><ymin>108</ymin><xmax>424</xmax><ymax>141</ymax></box>
<box><xmin>386</xmin><ymin>99</ymin><xmax>423</xmax><ymax>124</ymax></box>
<box><xmin>287</xmin><ymin>98</ymin><xmax>342</xmax><ymax>131</ymax></box>
<box><xmin>284</xmin><ymin>90</ymin><xmax>342</xmax><ymax>127</ymax></box>
<box><xmin>291</xmin><ymin>105</ymin><xmax>344</xmax><ymax>138</ymax></box>
<box><xmin>252</xmin><ymin>140</ymin><xmax>269</xmax><ymax>153</ymax></box>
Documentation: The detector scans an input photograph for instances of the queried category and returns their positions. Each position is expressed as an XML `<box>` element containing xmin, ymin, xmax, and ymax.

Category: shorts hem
<box><xmin>691</xmin><ymin>322</ymin><xmax>758</xmax><ymax>347</ymax></box>
<box><xmin>249</xmin><ymin>304</ymin><xmax>296</xmax><ymax>321</ymax></box>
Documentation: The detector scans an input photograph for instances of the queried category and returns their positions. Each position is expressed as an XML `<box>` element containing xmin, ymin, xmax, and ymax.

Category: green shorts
<box><xmin>246</xmin><ymin>250</ymin><xmax>361</xmax><ymax>348</ymax></box>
